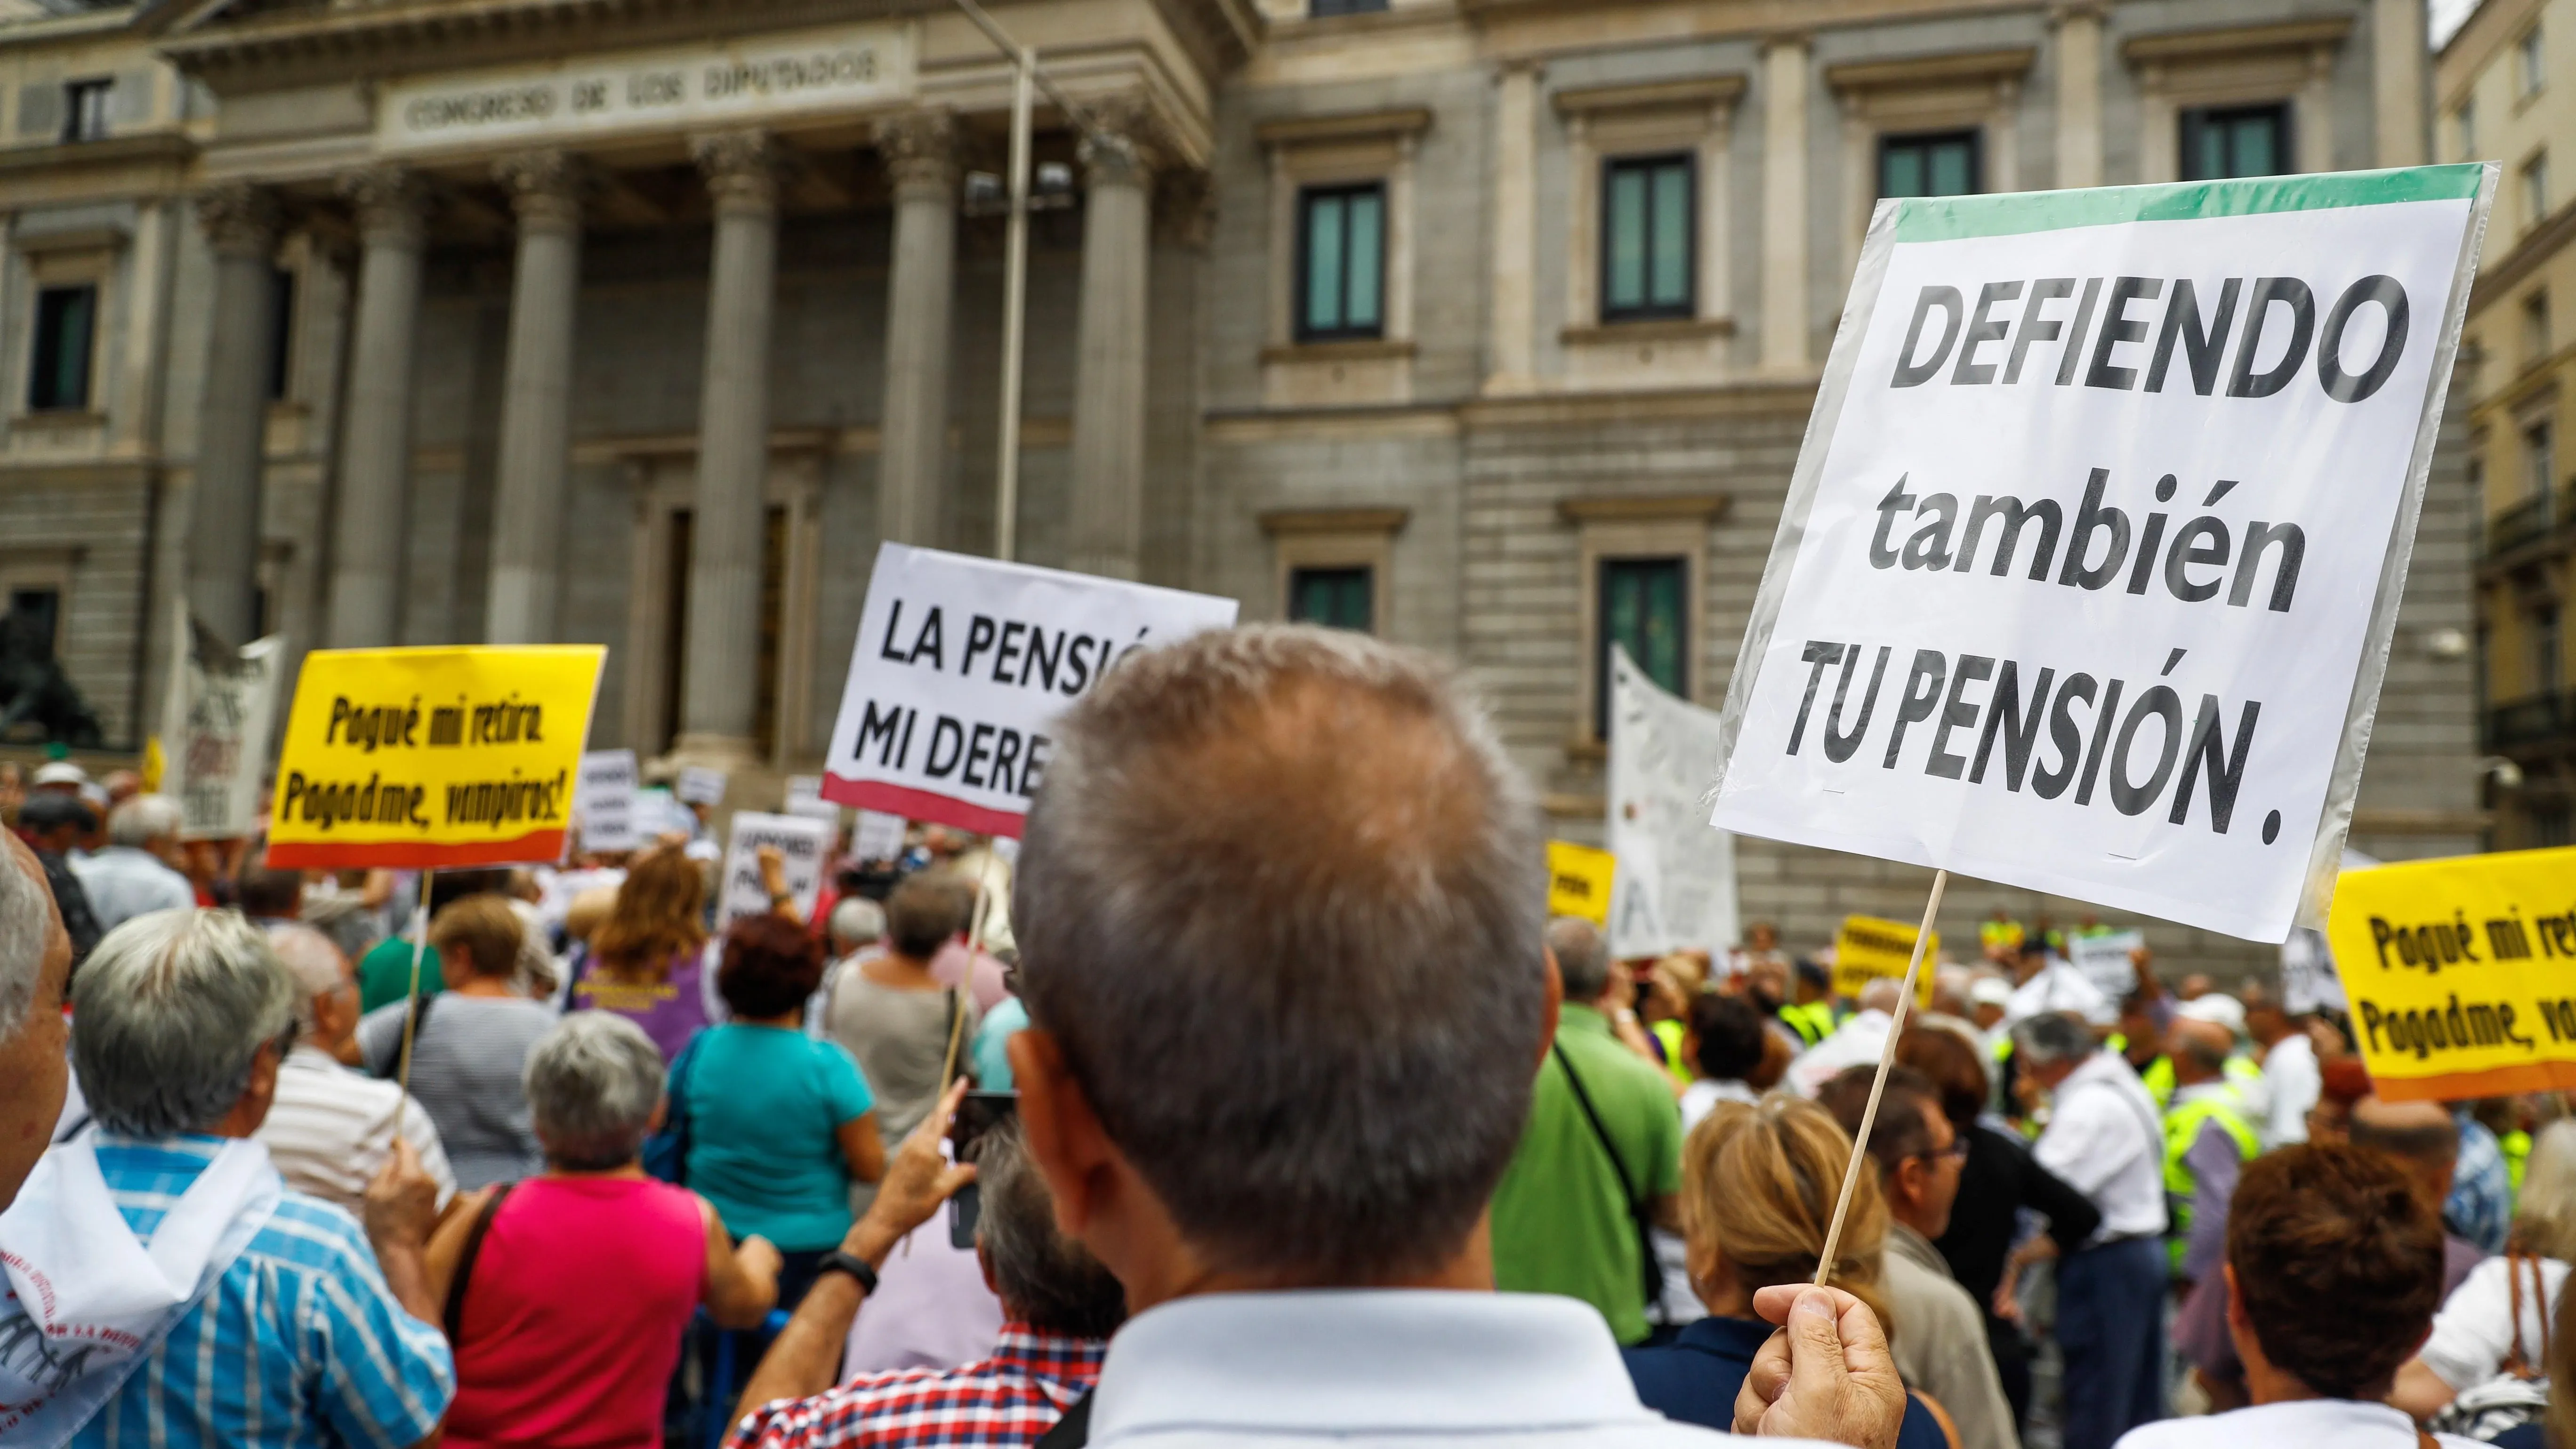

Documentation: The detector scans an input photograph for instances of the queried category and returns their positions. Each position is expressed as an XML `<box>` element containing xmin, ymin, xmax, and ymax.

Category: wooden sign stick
<box><xmin>1813</xmin><ymin>868</ymin><xmax>1948</xmax><ymax>1287</ymax></box>
<box><xmin>394</xmin><ymin>869</ymin><xmax>435</xmax><ymax>1097</ymax></box>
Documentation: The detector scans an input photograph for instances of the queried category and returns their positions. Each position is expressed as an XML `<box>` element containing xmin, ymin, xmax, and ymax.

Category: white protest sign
<box><xmin>1710</xmin><ymin>165</ymin><xmax>2496</xmax><ymax>942</ymax></box>
<box><xmin>1607</xmin><ymin>645</ymin><xmax>1739</xmax><ymax>958</ymax></box>
<box><xmin>160</xmin><ymin>606</ymin><xmax>285</xmax><ymax>840</ymax></box>
<box><xmin>783</xmin><ymin>773</ymin><xmax>839</xmax><ymax>823</ymax></box>
<box><xmin>2067</xmin><ymin>929</ymin><xmax>2146</xmax><ymax>1000</ymax></box>
<box><xmin>717</xmin><ymin>811</ymin><xmax>833</xmax><ymax>928</ymax></box>
<box><xmin>852</xmin><ymin>809</ymin><xmax>907</xmax><ymax>860</ymax></box>
<box><xmin>823</xmin><ymin>542</ymin><xmax>1240</xmax><ymax>835</ymax></box>
<box><xmin>575</xmin><ymin>749</ymin><xmax>640</xmax><ymax>853</ymax></box>
<box><xmin>676</xmin><ymin>766</ymin><xmax>728</xmax><ymax>806</ymax></box>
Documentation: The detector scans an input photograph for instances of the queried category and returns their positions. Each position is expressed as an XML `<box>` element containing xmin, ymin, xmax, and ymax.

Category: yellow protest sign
<box><xmin>1547</xmin><ymin>840</ymin><xmax>1615</xmax><ymax>927</ymax></box>
<box><xmin>1834</xmin><ymin>915</ymin><xmax>1938</xmax><ymax>1007</ymax></box>
<box><xmin>2329</xmin><ymin>845</ymin><xmax>2576</xmax><ymax>1103</ymax></box>
<box><xmin>266</xmin><ymin>646</ymin><xmax>605</xmax><ymax>870</ymax></box>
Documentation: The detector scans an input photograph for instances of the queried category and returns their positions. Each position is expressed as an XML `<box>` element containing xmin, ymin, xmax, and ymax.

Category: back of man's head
<box><xmin>73</xmin><ymin>909</ymin><xmax>295</xmax><ymax>1137</ymax></box>
<box><xmin>2226</xmin><ymin>1142</ymin><xmax>2442</xmax><ymax>1401</ymax></box>
<box><xmin>2348</xmin><ymin>1095</ymin><xmax>2458</xmax><ymax>1167</ymax></box>
<box><xmin>2170</xmin><ymin>1018</ymin><xmax>2233</xmax><ymax>1079</ymax></box>
<box><xmin>1015</xmin><ymin>626</ymin><xmax>1546</xmax><ymax>1284</ymax></box>
<box><xmin>885</xmin><ymin>872</ymin><xmax>966</xmax><ymax>959</ymax></box>
<box><xmin>0</xmin><ymin>835</ymin><xmax>52</xmax><ymax>1042</ymax></box>
<box><xmin>829</xmin><ymin>895</ymin><xmax>886</xmax><ymax>955</ymax></box>
<box><xmin>1818</xmin><ymin>1064</ymin><xmax>1939</xmax><ymax>1178</ymax></box>
<box><xmin>235</xmin><ymin>854</ymin><xmax>306</xmax><ymax>919</ymax></box>
<box><xmin>105</xmin><ymin>794</ymin><xmax>184</xmax><ymax>851</ymax></box>
<box><xmin>1856</xmin><ymin>978</ymin><xmax>1903</xmax><ymax>1015</ymax></box>
<box><xmin>976</xmin><ymin>1119</ymin><xmax>1127</xmax><ymax>1339</ymax></box>
<box><xmin>1547</xmin><ymin>916</ymin><xmax>1611</xmax><ymax>1004</ymax></box>
<box><xmin>18</xmin><ymin>791</ymin><xmax>94</xmax><ymax>845</ymax></box>
<box><xmin>2012</xmin><ymin>1009</ymin><xmax>2096</xmax><ymax>1069</ymax></box>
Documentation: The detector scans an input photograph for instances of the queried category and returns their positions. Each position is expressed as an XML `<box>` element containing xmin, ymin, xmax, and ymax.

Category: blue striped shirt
<box><xmin>68</xmin><ymin>1134</ymin><xmax>455</xmax><ymax>1449</ymax></box>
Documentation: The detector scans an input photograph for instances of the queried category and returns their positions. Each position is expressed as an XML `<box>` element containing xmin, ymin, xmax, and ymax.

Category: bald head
<box><xmin>2350</xmin><ymin>1095</ymin><xmax>2459</xmax><ymax>1164</ymax></box>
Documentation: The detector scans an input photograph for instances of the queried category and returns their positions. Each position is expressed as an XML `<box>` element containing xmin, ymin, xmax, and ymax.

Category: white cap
<box><xmin>1970</xmin><ymin>979</ymin><xmax>2013</xmax><ymax>1008</ymax></box>
<box><xmin>2176</xmin><ymin>993</ymin><xmax>2248</xmax><ymax>1035</ymax></box>
<box><xmin>31</xmin><ymin>761</ymin><xmax>87</xmax><ymax>786</ymax></box>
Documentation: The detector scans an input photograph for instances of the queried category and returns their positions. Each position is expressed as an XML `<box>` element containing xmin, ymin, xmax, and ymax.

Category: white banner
<box><xmin>1711</xmin><ymin>166</ymin><xmax>2495</xmax><ymax>942</ymax></box>
<box><xmin>160</xmin><ymin>604</ymin><xmax>284</xmax><ymax>841</ymax></box>
<box><xmin>575</xmin><ymin>749</ymin><xmax>640</xmax><ymax>853</ymax></box>
<box><xmin>1607</xmin><ymin>645</ymin><xmax>1739</xmax><ymax>958</ymax></box>
<box><xmin>717</xmin><ymin>811</ymin><xmax>833</xmax><ymax>929</ymax></box>
<box><xmin>822</xmin><ymin>543</ymin><xmax>1240</xmax><ymax>835</ymax></box>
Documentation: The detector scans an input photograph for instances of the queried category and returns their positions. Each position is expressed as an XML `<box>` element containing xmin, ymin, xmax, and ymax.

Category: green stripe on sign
<box><xmin>1893</xmin><ymin>164</ymin><xmax>2486</xmax><ymax>243</ymax></box>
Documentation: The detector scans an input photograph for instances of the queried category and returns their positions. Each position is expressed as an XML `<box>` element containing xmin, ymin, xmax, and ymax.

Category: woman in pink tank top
<box><xmin>429</xmin><ymin>1014</ymin><xmax>784</xmax><ymax>1449</ymax></box>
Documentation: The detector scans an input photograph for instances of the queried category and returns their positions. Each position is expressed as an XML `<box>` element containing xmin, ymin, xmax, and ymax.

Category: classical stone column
<box><xmin>187</xmin><ymin>184</ymin><xmax>282</xmax><ymax>650</ymax></box>
<box><xmin>486</xmin><ymin>151</ymin><xmax>587</xmax><ymax>645</ymax></box>
<box><xmin>2052</xmin><ymin>4</ymin><xmax>2106</xmax><ymax>189</ymax></box>
<box><xmin>1066</xmin><ymin>123</ymin><xmax>1154</xmax><ymax>581</ymax></box>
<box><xmin>1759</xmin><ymin>34</ymin><xmax>1810</xmax><ymax>374</ymax></box>
<box><xmin>327</xmin><ymin>165</ymin><xmax>430</xmax><ymax>648</ymax></box>
<box><xmin>873</xmin><ymin>109</ymin><xmax>958</xmax><ymax>550</ymax></box>
<box><xmin>1486</xmin><ymin>61</ymin><xmax>1540</xmax><ymax>394</ymax></box>
<box><xmin>2374</xmin><ymin>0</ymin><xmax>2427</xmax><ymax>167</ymax></box>
<box><xmin>677</xmin><ymin>129</ymin><xmax>788</xmax><ymax>765</ymax></box>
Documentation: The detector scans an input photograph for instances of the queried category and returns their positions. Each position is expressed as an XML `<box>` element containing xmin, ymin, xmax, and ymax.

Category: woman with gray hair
<box><xmin>427</xmin><ymin>1011</ymin><xmax>782</xmax><ymax>1449</ymax></box>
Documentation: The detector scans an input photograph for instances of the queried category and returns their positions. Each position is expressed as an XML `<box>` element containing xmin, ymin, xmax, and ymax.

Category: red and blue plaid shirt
<box><xmin>726</xmin><ymin>1324</ymin><xmax>1104</xmax><ymax>1449</ymax></box>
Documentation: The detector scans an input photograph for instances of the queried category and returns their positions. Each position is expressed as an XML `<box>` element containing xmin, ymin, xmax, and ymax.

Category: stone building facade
<box><xmin>0</xmin><ymin>0</ymin><xmax>2475</xmax><ymax>973</ymax></box>
<box><xmin>2441</xmin><ymin>0</ymin><xmax>2576</xmax><ymax>852</ymax></box>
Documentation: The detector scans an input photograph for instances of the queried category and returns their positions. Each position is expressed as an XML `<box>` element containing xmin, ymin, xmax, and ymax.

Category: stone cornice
<box><xmin>1823</xmin><ymin>47</ymin><xmax>2036</xmax><ymax>96</ymax></box>
<box><xmin>2118</xmin><ymin>17</ymin><xmax>2352</xmax><ymax>68</ymax></box>
<box><xmin>160</xmin><ymin>0</ymin><xmax>1262</xmax><ymax>93</ymax></box>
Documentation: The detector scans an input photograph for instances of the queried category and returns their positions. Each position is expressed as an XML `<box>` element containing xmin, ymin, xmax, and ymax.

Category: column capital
<box><xmin>873</xmin><ymin>108</ymin><xmax>959</xmax><ymax>199</ymax></box>
<box><xmin>1758</xmin><ymin>29</ymin><xmax>1813</xmax><ymax>57</ymax></box>
<box><xmin>194</xmin><ymin>183</ymin><xmax>281</xmax><ymax>259</ymax></box>
<box><xmin>493</xmin><ymin>149</ymin><xmax>591</xmax><ymax>234</ymax></box>
<box><xmin>2045</xmin><ymin>0</ymin><xmax>2110</xmax><ymax>25</ymax></box>
<box><xmin>339</xmin><ymin>163</ymin><xmax>430</xmax><ymax>249</ymax></box>
<box><xmin>692</xmin><ymin>129</ymin><xmax>792</xmax><ymax>217</ymax></box>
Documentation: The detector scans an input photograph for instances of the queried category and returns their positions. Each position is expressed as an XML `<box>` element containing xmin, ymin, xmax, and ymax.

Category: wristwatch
<box><xmin>817</xmin><ymin>1249</ymin><xmax>879</xmax><ymax>1296</ymax></box>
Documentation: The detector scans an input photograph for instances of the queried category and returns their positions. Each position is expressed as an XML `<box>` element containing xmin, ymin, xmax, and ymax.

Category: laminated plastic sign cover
<box><xmin>1608</xmin><ymin>644</ymin><xmax>1740</xmax><ymax>958</ymax></box>
<box><xmin>822</xmin><ymin>543</ymin><xmax>1240</xmax><ymax>837</ymax></box>
<box><xmin>1710</xmin><ymin>166</ymin><xmax>2496</xmax><ymax>943</ymax></box>
<box><xmin>267</xmin><ymin>645</ymin><xmax>606</xmax><ymax>869</ymax></box>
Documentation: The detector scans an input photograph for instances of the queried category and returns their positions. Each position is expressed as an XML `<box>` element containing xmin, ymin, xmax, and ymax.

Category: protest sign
<box><xmin>1833</xmin><ymin>915</ymin><xmax>1939</xmax><ymax>1007</ymax></box>
<box><xmin>1607</xmin><ymin>645</ymin><xmax>1741</xmax><ymax>958</ymax></box>
<box><xmin>676</xmin><ymin>766</ymin><xmax>727</xmax><ymax>807</ymax></box>
<box><xmin>158</xmin><ymin>604</ymin><xmax>285</xmax><ymax>840</ymax></box>
<box><xmin>2329</xmin><ymin>845</ymin><xmax>2576</xmax><ymax>1102</ymax></box>
<box><xmin>575</xmin><ymin>749</ymin><xmax>640</xmax><ymax>853</ymax></box>
<box><xmin>717</xmin><ymin>810</ymin><xmax>833</xmax><ymax>929</ymax></box>
<box><xmin>2068</xmin><ymin>929</ymin><xmax>2146</xmax><ymax>999</ymax></box>
<box><xmin>1547</xmin><ymin>840</ymin><xmax>1615</xmax><ymax>927</ymax></box>
<box><xmin>784</xmin><ymin>773</ymin><xmax>839</xmax><ymax>823</ymax></box>
<box><xmin>1709</xmin><ymin>165</ymin><xmax>2496</xmax><ymax>943</ymax></box>
<box><xmin>852</xmin><ymin>808</ymin><xmax>907</xmax><ymax>860</ymax></box>
<box><xmin>2280</xmin><ymin>928</ymin><xmax>2348</xmax><ymax>1016</ymax></box>
<box><xmin>265</xmin><ymin>646</ymin><xmax>604</xmax><ymax>869</ymax></box>
<box><xmin>822</xmin><ymin>542</ymin><xmax>1239</xmax><ymax>835</ymax></box>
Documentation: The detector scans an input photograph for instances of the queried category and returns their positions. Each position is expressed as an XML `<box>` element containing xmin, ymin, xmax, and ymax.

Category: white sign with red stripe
<box><xmin>821</xmin><ymin>543</ymin><xmax>1239</xmax><ymax>836</ymax></box>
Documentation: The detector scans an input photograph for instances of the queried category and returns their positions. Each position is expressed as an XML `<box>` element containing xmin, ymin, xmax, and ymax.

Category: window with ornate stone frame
<box><xmin>1551</xmin><ymin>78</ymin><xmax>1740</xmax><ymax>388</ymax></box>
<box><xmin>0</xmin><ymin>545</ymin><xmax>80</xmax><ymax>664</ymax></box>
<box><xmin>10</xmin><ymin>229</ymin><xmax>121</xmax><ymax>431</ymax></box>
<box><xmin>1259</xmin><ymin>507</ymin><xmax>1407</xmax><ymax>635</ymax></box>
<box><xmin>2121</xmin><ymin>18</ymin><xmax>2346</xmax><ymax>184</ymax></box>
<box><xmin>1256</xmin><ymin>108</ymin><xmax>1427</xmax><ymax>409</ymax></box>
<box><xmin>1826</xmin><ymin>48</ymin><xmax>2031</xmax><ymax>280</ymax></box>
<box><xmin>1560</xmin><ymin>493</ymin><xmax>1727</xmax><ymax>751</ymax></box>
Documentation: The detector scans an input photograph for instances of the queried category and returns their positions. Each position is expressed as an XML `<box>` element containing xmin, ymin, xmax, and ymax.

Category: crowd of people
<box><xmin>0</xmin><ymin>628</ymin><xmax>2566</xmax><ymax>1449</ymax></box>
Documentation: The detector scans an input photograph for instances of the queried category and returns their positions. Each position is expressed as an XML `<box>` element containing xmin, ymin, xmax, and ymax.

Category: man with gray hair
<box><xmin>254</xmin><ymin>923</ymin><xmax>456</xmax><ymax>1216</ymax></box>
<box><xmin>1490</xmin><ymin>914</ymin><xmax>1686</xmax><ymax>1345</ymax></box>
<box><xmin>0</xmin><ymin>830</ymin><xmax>70</xmax><ymax>1210</ymax></box>
<box><xmin>1001</xmin><ymin>626</ymin><xmax>1899</xmax><ymax>1447</ymax></box>
<box><xmin>0</xmin><ymin>908</ymin><xmax>453</xmax><ymax>1446</ymax></box>
<box><xmin>729</xmin><ymin>1106</ymin><xmax>1125</xmax><ymax>1449</ymax></box>
<box><xmin>2012</xmin><ymin>1010</ymin><xmax>2168</xmax><ymax>1449</ymax></box>
<box><xmin>67</xmin><ymin>791</ymin><xmax>194</xmax><ymax>933</ymax></box>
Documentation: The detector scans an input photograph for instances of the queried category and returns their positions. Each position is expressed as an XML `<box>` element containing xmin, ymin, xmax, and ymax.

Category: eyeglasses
<box><xmin>1911</xmin><ymin>1139</ymin><xmax>1971</xmax><ymax>1165</ymax></box>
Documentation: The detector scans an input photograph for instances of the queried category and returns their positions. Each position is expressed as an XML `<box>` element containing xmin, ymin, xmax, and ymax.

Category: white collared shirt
<box><xmin>2006</xmin><ymin>960</ymin><xmax>2115</xmax><ymax>1027</ymax></box>
<box><xmin>254</xmin><ymin>1044</ymin><xmax>458</xmax><ymax>1216</ymax></box>
<box><xmin>2261</xmin><ymin>1032</ymin><xmax>2319</xmax><ymax>1147</ymax></box>
<box><xmin>2113</xmin><ymin>1397</ymin><xmax>2479</xmax><ymax>1449</ymax></box>
<box><xmin>2032</xmin><ymin>1052</ymin><xmax>2168</xmax><ymax>1240</ymax></box>
<box><xmin>1786</xmin><ymin>1010</ymin><xmax>1893</xmax><ymax>1099</ymax></box>
<box><xmin>1087</xmin><ymin>1290</ymin><xmax>1833</xmax><ymax>1447</ymax></box>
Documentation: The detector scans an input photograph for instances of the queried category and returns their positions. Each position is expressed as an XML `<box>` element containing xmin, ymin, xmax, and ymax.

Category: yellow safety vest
<box><xmin>2164</xmin><ymin>1091</ymin><xmax>2261</xmax><ymax>1277</ymax></box>
<box><xmin>1779</xmin><ymin>1002</ymin><xmax>1834</xmax><ymax>1048</ymax></box>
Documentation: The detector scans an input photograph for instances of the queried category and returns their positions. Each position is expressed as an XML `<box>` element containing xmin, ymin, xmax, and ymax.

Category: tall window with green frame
<box><xmin>1879</xmin><ymin>130</ymin><xmax>1979</xmax><ymax>199</ymax></box>
<box><xmin>1288</xmin><ymin>565</ymin><xmax>1373</xmax><ymax>632</ymax></box>
<box><xmin>1597</xmin><ymin>556</ymin><xmax>1687</xmax><ymax>737</ymax></box>
<box><xmin>1296</xmin><ymin>183</ymin><xmax>1385</xmax><ymax>341</ymax></box>
<box><xmin>1602</xmin><ymin>154</ymin><xmax>1693</xmax><ymax>321</ymax></box>
<box><xmin>2179</xmin><ymin>104</ymin><xmax>2290</xmax><ymax>181</ymax></box>
<box><xmin>27</xmin><ymin>284</ymin><xmax>96</xmax><ymax>413</ymax></box>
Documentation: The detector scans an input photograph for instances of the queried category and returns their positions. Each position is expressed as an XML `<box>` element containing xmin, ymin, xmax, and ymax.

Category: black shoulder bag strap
<box><xmin>1552</xmin><ymin>1041</ymin><xmax>1664</xmax><ymax>1321</ymax></box>
<box><xmin>442</xmin><ymin>1181</ymin><xmax>517</xmax><ymax>1341</ymax></box>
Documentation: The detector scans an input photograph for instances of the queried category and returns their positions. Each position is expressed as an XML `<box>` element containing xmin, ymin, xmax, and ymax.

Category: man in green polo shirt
<box><xmin>1488</xmin><ymin>915</ymin><xmax>1683</xmax><ymax>1345</ymax></box>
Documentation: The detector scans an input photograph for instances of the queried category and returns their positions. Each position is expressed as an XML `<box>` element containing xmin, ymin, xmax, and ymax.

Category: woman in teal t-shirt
<box><xmin>683</xmin><ymin>914</ymin><xmax>886</xmax><ymax>1307</ymax></box>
